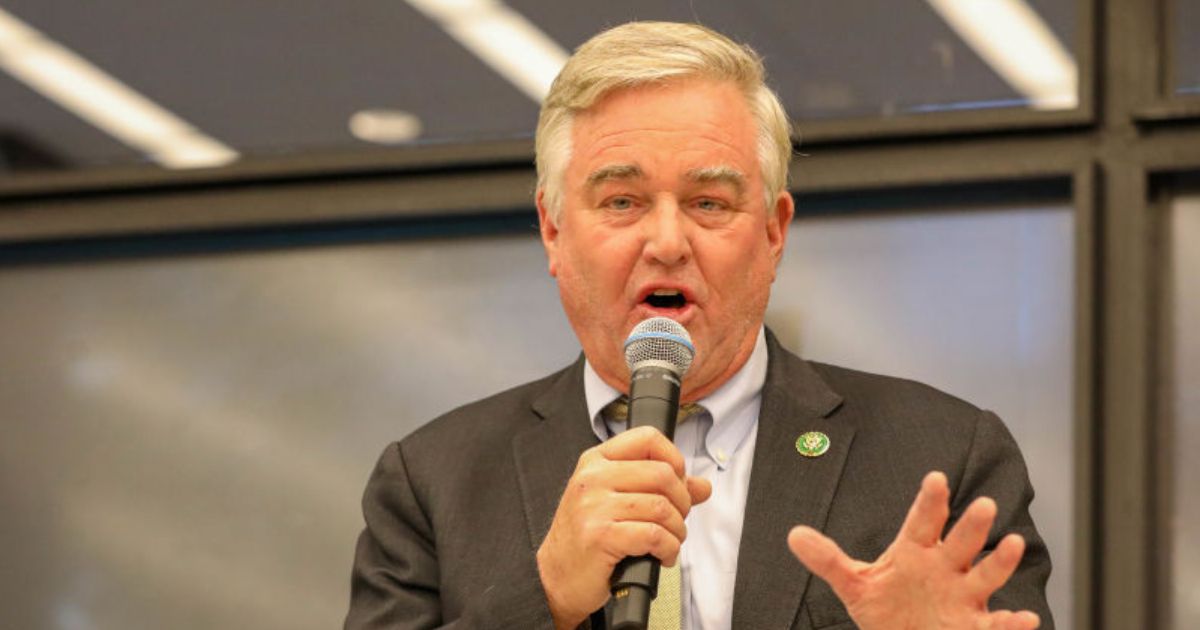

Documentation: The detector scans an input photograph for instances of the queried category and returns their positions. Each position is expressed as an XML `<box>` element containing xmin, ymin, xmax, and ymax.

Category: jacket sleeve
<box><xmin>952</xmin><ymin>410</ymin><xmax>1055</xmax><ymax>629</ymax></box>
<box><xmin>344</xmin><ymin>442</ymin><xmax>564</xmax><ymax>630</ymax></box>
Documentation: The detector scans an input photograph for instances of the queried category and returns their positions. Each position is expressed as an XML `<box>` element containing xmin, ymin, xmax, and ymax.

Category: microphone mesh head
<box><xmin>623</xmin><ymin>317</ymin><xmax>695</xmax><ymax>376</ymax></box>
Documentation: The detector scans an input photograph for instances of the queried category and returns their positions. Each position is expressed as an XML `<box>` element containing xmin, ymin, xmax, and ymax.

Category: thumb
<box><xmin>686</xmin><ymin>476</ymin><xmax>713</xmax><ymax>505</ymax></box>
<box><xmin>787</xmin><ymin>526</ymin><xmax>860</xmax><ymax>600</ymax></box>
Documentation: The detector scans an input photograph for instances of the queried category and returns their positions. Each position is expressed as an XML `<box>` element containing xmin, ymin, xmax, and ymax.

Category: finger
<box><xmin>942</xmin><ymin>496</ymin><xmax>997</xmax><ymax>570</ymax></box>
<box><xmin>967</xmin><ymin>534</ymin><xmax>1026</xmax><ymax>600</ymax></box>
<box><xmin>687</xmin><ymin>476</ymin><xmax>712</xmax><ymax>505</ymax></box>
<box><xmin>600</xmin><ymin>521</ymin><xmax>682</xmax><ymax>566</ymax></box>
<box><xmin>596</xmin><ymin>426</ymin><xmax>686</xmax><ymax>477</ymax></box>
<box><xmin>787</xmin><ymin>526</ymin><xmax>861</xmax><ymax>601</ymax></box>
<box><xmin>977</xmin><ymin>609</ymin><xmax>1040</xmax><ymax>630</ymax></box>
<box><xmin>898</xmin><ymin>471</ymin><xmax>951</xmax><ymax>546</ymax></box>
<box><xmin>599</xmin><ymin>460</ymin><xmax>693</xmax><ymax>515</ymax></box>
<box><xmin>607</xmin><ymin>492</ymin><xmax>687</xmax><ymax>542</ymax></box>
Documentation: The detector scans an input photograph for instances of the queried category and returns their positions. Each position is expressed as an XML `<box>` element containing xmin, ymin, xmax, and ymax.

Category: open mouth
<box><xmin>644</xmin><ymin>289</ymin><xmax>687</xmax><ymax>309</ymax></box>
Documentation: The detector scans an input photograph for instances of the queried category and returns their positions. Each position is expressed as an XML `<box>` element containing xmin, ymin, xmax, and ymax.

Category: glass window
<box><xmin>769</xmin><ymin>202</ymin><xmax>1075</xmax><ymax>627</ymax></box>
<box><xmin>513</xmin><ymin>0</ymin><xmax>1080</xmax><ymax>118</ymax></box>
<box><xmin>0</xmin><ymin>198</ymin><xmax>1077</xmax><ymax>627</ymax></box>
<box><xmin>0</xmin><ymin>0</ymin><xmax>1080</xmax><ymax>176</ymax></box>
<box><xmin>0</xmin><ymin>235</ymin><xmax>577</xmax><ymax>629</ymax></box>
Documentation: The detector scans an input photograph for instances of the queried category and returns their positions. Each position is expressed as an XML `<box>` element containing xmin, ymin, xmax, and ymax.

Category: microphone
<box><xmin>609</xmin><ymin>317</ymin><xmax>695</xmax><ymax>630</ymax></box>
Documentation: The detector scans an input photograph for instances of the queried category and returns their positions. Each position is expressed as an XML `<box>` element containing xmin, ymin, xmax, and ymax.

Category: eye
<box><xmin>695</xmin><ymin>198</ymin><xmax>728</xmax><ymax>212</ymax></box>
<box><xmin>603</xmin><ymin>196</ymin><xmax>636</xmax><ymax>211</ymax></box>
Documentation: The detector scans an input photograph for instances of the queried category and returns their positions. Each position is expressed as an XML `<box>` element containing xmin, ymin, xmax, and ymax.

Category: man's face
<box><xmin>538</xmin><ymin>78</ymin><xmax>793</xmax><ymax>400</ymax></box>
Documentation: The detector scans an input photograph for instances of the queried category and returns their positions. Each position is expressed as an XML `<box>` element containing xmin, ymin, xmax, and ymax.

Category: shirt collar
<box><xmin>584</xmin><ymin>327</ymin><xmax>768</xmax><ymax>467</ymax></box>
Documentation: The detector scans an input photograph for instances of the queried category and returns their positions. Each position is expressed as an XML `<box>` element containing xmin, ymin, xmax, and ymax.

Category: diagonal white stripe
<box><xmin>0</xmin><ymin>8</ymin><xmax>238</xmax><ymax>169</ymax></box>
<box><xmin>927</xmin><ymin>0</ymin><xmax>1078</xmax><ymax>111</ymax></box>
<box><xmin>406</xmin><ymin>0</ymin><xmax>568</xmax><ymax>102</ymax></box>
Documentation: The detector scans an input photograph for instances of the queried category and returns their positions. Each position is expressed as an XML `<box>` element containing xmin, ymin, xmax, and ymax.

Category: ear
<box><xmin>536</xmin><ymin>189</ymin><xmax>561</xmax><ymax>277</ymax></box>
<box><xmin>767</xmin><ymin>190</ymin><xmax>794</xmax><ymax>268</ymax></box>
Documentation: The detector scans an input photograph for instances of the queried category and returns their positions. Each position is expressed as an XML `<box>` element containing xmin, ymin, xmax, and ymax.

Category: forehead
<box><xmin>567</xmin><ymin>79</ymin><xmax>760</xmax><ymax>183</ymax></box>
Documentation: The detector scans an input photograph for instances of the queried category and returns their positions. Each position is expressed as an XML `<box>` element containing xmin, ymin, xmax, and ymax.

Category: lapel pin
<box><xmin>795</xmin><ymin>431</ymin><xmax>830</xmax><ymax>457</ymax></box>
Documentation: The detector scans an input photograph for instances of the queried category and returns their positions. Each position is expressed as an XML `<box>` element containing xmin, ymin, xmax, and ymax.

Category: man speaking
<box><xmin>345</xmin><ymin>21</ymin><xmax>1052</xmax><ymax>630</ymax></box>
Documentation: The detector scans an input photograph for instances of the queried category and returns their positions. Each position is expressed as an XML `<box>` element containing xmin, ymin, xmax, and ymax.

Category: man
<box><xmin>346</xmin><ymin>21</ymin><xmax>1052</xmax><ymax>630</ymax></box>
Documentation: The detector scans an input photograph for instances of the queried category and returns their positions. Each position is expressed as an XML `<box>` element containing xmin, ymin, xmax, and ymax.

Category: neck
<box><xmin>679</xmin><ymin>329</ymin><xmax>759</xmax><ymax>402</ymax></box>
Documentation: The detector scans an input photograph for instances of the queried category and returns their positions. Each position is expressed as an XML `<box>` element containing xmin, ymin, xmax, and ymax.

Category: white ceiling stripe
<box><xmin>0</xmin><ymin>8</ymin><xmax>238</xmax><ymax>169</ymax></box>
<box><xmin>405</xmin><ymin>0</ymin><xmax>568</xmax><ymax>102</ymax></box>
<box><xmin>927</xmin><ymin>0</ymin><xmax>1078</xmax><ymax>111</ymax></box>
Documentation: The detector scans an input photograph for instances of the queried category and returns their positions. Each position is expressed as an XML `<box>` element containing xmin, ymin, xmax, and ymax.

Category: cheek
<box><xmin>710</xmin><ymin>233</ymin><xmax>764</xmax><ymax>274</ymax></box>
<box><xmin>711</xmin><ymin>240</ymin><xmax>776</xmax><ymax>305</ymax></box>
<box><xmin>554</xmin><ymin>245</ymin><xmax>615</xmax><ymax>302</ymax></box>
<box><xmin>578</xmin><ymin>235</ymin><xmax>636</xmax><ymax>279</ymax></box>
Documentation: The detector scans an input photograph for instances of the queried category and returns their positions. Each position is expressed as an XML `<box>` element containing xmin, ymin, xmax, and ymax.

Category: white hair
<box><xmin>535</xmin><ymin>21</ymin><xmax>793</xmax><ymax>223</ymax></box>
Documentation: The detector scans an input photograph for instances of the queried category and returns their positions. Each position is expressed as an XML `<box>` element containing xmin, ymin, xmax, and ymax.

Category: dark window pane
<box><xmin>0</xmin><ymin>0</ymin><xmax>1078</xmax><ymax>176</ymax></box>
<box><xmin>1174</xmin><ymin>0</ymin><xmax>1200</xmax><ymax>95</ymax></box>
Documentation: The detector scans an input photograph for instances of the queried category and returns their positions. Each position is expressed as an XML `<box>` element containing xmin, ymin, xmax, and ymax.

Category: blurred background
<box><xmin>0</xmin><ymin>1</ymin><xmax>1195</xmax><ymax>629</ymax></box>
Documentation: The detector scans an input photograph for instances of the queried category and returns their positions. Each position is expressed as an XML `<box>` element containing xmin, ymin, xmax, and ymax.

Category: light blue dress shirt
<box><xmin>584</xmin><ymin>328</ymin><xmax>767</xmax><ymax>630</ymax></box>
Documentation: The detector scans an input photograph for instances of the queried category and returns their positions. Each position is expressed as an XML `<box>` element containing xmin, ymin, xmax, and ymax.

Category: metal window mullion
<box><xmin>1097</xmin><ymin>157</ymin><xmax>1155</xmax><ymax>630</ymax></box>
<box><xmin>1071</xmin><ymin>163</ymin><xmax>1100</xmax><ymax>630</ymax></box>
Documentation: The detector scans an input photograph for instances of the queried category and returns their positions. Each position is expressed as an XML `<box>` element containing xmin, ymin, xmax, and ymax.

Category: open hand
<box><xmin>537</xmin><ymin>426</ymin><xmax>712</xmax><ymax>630</ymax></box>
<box><xmin>788</xmin><ymin>471</ymin><xmax>1040</xmax><ymax>630</ymax></box>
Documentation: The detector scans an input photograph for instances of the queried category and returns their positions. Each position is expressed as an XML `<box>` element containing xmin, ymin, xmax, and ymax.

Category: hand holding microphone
<box><xmin>536</xmin><ymin>318</ymin><xmax>711</xmax><ymax>630</ymax></box>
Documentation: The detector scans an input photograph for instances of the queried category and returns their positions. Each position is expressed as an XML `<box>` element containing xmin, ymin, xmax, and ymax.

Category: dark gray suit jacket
<box><xmin>346</xmin><ymin>333</ymin><xmax>1053</xmax><ymax>629</ymax></box>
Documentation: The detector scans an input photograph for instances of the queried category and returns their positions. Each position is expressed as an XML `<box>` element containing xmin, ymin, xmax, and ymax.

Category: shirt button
<box><xmin>716</xmin><ymin>448</ymin><xmax>728</xmax><ymax>462</ymax></box>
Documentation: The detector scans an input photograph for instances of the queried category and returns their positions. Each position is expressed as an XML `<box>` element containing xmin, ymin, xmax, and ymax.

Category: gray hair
<box><xmin>535</xmin><ymin>21</ymin><xmax>793</xmax><ymax>222</ymax></box>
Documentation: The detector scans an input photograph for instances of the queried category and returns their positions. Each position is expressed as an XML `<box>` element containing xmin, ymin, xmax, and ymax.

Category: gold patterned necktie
<box><xmin>600</xmin><ymin>398</ymin><xmax>704</xmax><ymax>629</ymax></box>
<box><xmin>647</xmin><ymin>561</ymin><xmax>683</xmax><ymax>630</ymax></box>
<box><xmin>600</xmin><ymin>398</ymin><xmax>707</xmax><ymax>426</ymax></box>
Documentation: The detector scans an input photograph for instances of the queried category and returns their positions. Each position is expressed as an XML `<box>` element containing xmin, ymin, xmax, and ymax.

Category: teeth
<box><xmin>651</xmin><ymin>289</ymin><xmax>682</xmax><ymax>296</ymax></box>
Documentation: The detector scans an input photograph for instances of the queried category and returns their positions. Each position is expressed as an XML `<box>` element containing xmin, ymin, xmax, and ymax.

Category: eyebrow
<box><xmin>686</xmin><ymin>165</ymin><xmax>747</xmax><ymax>197</ymax></box>
<box><xmin>583</xmin><ymin>163</ymin><xmax>748</xmax><ymax>196</ymax></box>
<box><xmin>585</xmin><ymin>163</ymin><xmax>644</xmax><ymax>188</ymax></box>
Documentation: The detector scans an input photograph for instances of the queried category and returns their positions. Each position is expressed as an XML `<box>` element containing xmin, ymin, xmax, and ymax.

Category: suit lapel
<box><xmin>732</xmin><ymin>333</ymin><xmax>852</xmax><ymax>629</ymax></box>
<box><xmin>512</xmin><ymin>357</ymin><xmax>601</xmax><ymax>550</ymax></box>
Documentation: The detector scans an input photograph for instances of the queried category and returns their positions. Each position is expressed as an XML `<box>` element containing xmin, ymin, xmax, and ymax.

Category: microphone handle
<box><xmin>609</xmin><ymin>364</ymin><xmax>681</xmax><ymax>630</ymax></box>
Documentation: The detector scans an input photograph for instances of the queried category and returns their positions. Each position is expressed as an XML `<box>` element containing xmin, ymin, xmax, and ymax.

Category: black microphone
<box><xmin>609</xmin><ymin>317</ymin><xmax>695</xmax><ymax>630</ymax></box>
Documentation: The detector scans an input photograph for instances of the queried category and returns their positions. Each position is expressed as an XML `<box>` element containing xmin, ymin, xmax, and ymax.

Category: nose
<box><xmin>641</xmin><ymin>196</ymin><xmax>692</xmax><ymax>267</ymax></box>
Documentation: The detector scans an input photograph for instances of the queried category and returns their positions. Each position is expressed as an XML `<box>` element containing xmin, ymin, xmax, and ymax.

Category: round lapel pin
<box><xmin>795</xmin><ymin>431</ymin><xmax>830</xmax><ymax>457</ymax></box>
